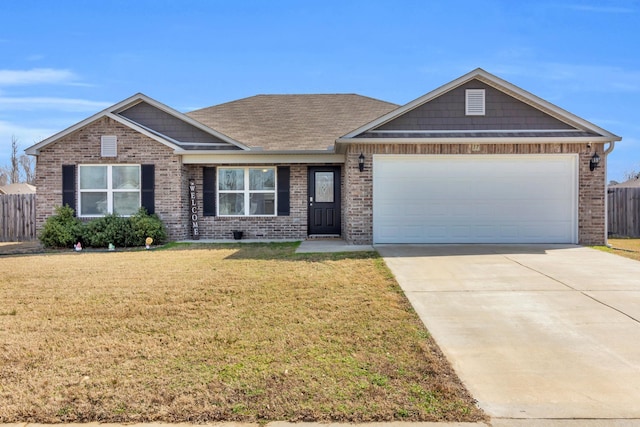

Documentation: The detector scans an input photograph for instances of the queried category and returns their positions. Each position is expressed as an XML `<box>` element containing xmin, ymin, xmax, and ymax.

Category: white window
<box><xmin>466</xmin><ymin>89</ymin><xmax>485</xmax><ymax>115</ymax></box>
<box><xmin>78</xmin><ymin>165</ymin><xmax>141</xmax><ymax>216</ymax></box>
<box><xmin>218</xmin><ymin>167</ymin><xmax>276</xmax><ymax>216</ymax></box>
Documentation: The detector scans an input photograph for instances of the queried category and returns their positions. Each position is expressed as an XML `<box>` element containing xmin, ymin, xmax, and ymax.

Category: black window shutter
<box><xmin>62</xmin><ymin>165</ymin><xmax>76</xmax><ymax>214</ymax></box>
<box><xmin>277</xmin><ymin>166</ymin><xmax>290</xmax><ymax>216</ymax></box>
<box><xmin>141</xmin><ymin>164</ymin><xmax>155</xmax><ymax>214</ymax></box>
<box><xmin>203</xmin><ymin>167</ymin><xmax>216</xmax><ymax>216</ymax></box>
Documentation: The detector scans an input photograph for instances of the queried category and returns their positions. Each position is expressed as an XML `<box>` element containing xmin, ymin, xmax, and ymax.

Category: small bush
<box><xmin>129</xmin><ymin>208</ymin><xmax>168</xmax><ymax>246</ymax></box>
<box><xmin>39</xmin><ymin>205</ymin><xmax>84</xmax><ymax>248</ymax></box>
<box><xmin>39</xmin><ymin>206</ymin><xmax>168</xmax><ymax>249</ymax></box>
<box><xmin>83</xmin><ymin>214</ymin><xmax>136</xmax><ymax>248</ymax></box>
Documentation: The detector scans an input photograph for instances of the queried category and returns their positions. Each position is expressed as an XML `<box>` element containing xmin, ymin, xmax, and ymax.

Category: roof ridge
<box><xmin>187</xmin><ymin>93</ymin><xmax>397</xmax><ymax>114</ymax></box>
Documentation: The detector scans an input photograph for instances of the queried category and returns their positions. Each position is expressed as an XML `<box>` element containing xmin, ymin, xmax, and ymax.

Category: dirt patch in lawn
<box><xmin>0</xmin><ymin>242</ymin><xmax>485</xmax><ymax>423</ymax></box>
<box><xmin>0</xmin><ymin>241</ymin><xmax>43</xmax><ymax>255</ymax></box>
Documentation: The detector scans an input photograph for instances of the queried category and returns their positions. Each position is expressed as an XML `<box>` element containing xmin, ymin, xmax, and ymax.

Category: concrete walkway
<box><xmin>296</xmin><ymin>239</ymin><xmax>374</xmax><ymax>253</ymax></box>
<box><xmin>377</xmin><ymin>244</ymin><xmax>640</xmax><ymax>423</ymax></box>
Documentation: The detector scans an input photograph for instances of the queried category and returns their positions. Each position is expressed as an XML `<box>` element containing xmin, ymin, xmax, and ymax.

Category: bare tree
<box><xmin>9</xmin><ymin>136</ymin><xmax>19</xmax><ymax>184</ymax></box>
<box><xmin>19</xmin><ymin>154</ymin><xmax>35</xmax><ymax>184</ymax></box>
<box><xmin>623</xmin><ymin>169</ymin><xmax>640</xmax><ymax>182</ymax></box>
<box><xmin>0</xmin><ymin>136</ymin><xmax>35</xmax><ymax>184</ymax></box>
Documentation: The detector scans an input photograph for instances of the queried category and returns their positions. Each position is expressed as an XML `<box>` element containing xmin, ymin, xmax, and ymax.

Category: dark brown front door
<box><xmin>308</xmin><ymin>166</ymin><xmax>341</xmax><ymax>235</ymax></box>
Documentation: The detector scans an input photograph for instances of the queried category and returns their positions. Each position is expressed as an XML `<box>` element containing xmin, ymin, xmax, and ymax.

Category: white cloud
<box><xmin>26</xmin><ymin>54</ymin><xmax>45</xmax><ymax>62</ymax></box>
<box><xmin>0</xmin><ymin>68</ymin><xmax>79</xmax><ymax>86</ymax></box>
<box><xmin>0</xmin><ymin>96</ymin><xmax>112</xmax><ymax>112</ymax></box>
<box><xmin>562</xmin><ymin>4</ymin><xmax>637</xmax><ymax>14</ymax></box>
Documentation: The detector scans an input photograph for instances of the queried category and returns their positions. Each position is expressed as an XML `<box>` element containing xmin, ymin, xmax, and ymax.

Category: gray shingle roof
<box><xmin>186</xmin><ymin>94</ymin><xmax>399</xmax><ymax>151</ymax></box>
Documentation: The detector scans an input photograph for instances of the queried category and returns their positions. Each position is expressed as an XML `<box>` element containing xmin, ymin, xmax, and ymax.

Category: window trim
<box><xmin>78</xmin><ymin>164</ymin><xmax>141</xmax><ymax>217</ymax></box>
<box><xmin>217</xmin><ymin>166</ymin><xmax>277</xmax><ymax>217</ymax></box>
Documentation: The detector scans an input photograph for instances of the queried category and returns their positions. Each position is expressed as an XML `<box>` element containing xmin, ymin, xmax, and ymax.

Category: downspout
<box><xmin>603</xmin><ymin>141</ymin><xmax>615</xmax><ymax>246</ymax></box>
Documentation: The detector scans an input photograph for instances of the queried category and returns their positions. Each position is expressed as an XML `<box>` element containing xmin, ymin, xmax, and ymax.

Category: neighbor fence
<box><xmin>608</xmin><ymin>187</ymin><xmax>640</xmax><ymax>238</ymax></box>
<box><xmin>0</xmin><ymin>194</ymin><xmax>36</xmax><ymax>242</ymax></box>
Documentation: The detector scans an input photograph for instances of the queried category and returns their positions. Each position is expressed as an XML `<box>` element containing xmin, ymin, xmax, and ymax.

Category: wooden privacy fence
<box><xmin>608</xmin><ymin>187</ymin><xmax>640</xmax><ymax>238</ymax></box>
<box><xmin>0</xmin><ymin>194</ymin><xmax>36</xmax><ymax>242</ymax></box>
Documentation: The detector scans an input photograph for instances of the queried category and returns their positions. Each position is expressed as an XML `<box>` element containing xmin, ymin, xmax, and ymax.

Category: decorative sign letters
<box><xmin>189</xmin><ymin>179</ymin><xmax>200</xmax><ymax>239</ymax></box>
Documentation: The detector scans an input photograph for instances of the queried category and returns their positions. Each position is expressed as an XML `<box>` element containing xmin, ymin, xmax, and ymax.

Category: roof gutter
<box><xmin>180</xmin><ymin>151</ymin><xmax>344</xmax><ymax>165</ymax></box>
<box><xmin>604</xmin><ymin>140</ymin><xmax>615</xmax><ymax>155</ymax></box>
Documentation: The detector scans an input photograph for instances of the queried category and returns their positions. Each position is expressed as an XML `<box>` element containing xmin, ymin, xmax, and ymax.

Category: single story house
<box><xmin>26</xmin><ymin>68</ymin><xmax>621</xmax><ymax>245</ymax></box>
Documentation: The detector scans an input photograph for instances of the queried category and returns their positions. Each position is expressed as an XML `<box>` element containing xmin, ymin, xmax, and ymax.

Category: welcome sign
<box><xmin>189</xmin><ymin>179</ymin><xmax>199</xmax><ymax>239</ymax></box>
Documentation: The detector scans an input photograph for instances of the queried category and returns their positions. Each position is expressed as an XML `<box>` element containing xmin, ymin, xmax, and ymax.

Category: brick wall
<box><xmin>183</xmin><ymin>164</ymin><xmax>308</xmax><ymax>240</ymax></box>
<box><xmin>34</xmin><ymin>117</ymin><xmax>187</xmax><ymax>240</ymax></box>
<box><xmin>343</xmin><ymin>142</ymin><xmax>606</xmax><ymax>245</ymax></box>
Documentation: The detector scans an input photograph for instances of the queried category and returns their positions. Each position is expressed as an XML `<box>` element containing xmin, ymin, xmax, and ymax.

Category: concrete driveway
<box><xmin>377</xmin><ymin>244</ymin><xmax>640</xmax><ymax>422</ymax></box>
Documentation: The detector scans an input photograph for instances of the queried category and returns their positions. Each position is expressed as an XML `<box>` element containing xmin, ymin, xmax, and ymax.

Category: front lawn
<box><xmin>0</xmin><ymin>243</ymin><xmax>484</xmax><ymax>423</ymax></box>
<box><xmin>597</xmin><ymin>238</ymin><xmax>640</xmax><ymax>261</ymax></box>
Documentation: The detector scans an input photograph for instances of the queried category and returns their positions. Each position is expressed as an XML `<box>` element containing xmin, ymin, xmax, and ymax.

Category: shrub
<box><xmin>39</xmin><ymin>205</ymin><xmax>84</xmax><ymax>248</ymax></box>
<box><xmin>129</xmin><ymin>208</ymin><xmax>168</xmax><ymax>246</ymax></box>
<box><xmin>40</xmin><ymin>207</ymin><xmax>168</xmax><ymax>249</ymax></box>
<box><xmin>83</xmin><ymin>214</ymin><xmax>136</xmax><ymax>248</ymax></box>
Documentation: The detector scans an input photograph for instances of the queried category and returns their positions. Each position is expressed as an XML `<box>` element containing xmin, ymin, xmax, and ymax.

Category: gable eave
<box><xmin>339</xmin><ymin>68</ymin><xmax>621</xmax><ymax>142</ymax></box>
<box><xmin>473</xmin><ymin>70</ymin><xmax>621</xmax><ymax>141</ymax></box>
<box><xmin>336</xmin><ymin>135</ymin><xmax>618</xmax><ymax>146</ymax></box>
<box><xmin>26</xmin><ymin>93</ymin><xmax>251</xmax><ymax>156</ymax></box>
<box><xmin>25</xmin><ymin>97</ymin><xmax>128</xmax><ymax>155</ymax></box>
<box><xmin>113</xmin><ymin>94</ymin><xmax>251</xmax><ymax>151</ymax></box>
<box><xmin>25</xmin><ymin>93</ymin><xmax>172</xmax><ymax>155</ymax></box>
<box><xmin>105</xmin><ymin>113</ymin><xmax>183</xmax><ymax>151</ymax></box>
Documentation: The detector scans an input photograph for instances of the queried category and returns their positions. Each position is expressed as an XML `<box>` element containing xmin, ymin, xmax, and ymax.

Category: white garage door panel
<box><xmin>373</xmin><ymin>155</ymin><xmax>577</xmax><ymax>244</ymax></box>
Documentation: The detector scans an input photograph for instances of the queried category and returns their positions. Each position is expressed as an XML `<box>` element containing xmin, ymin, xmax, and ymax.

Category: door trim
<box><xmin>308</xmin><ymin>166</ymin><xmax>341</xmax><ymax>236</ymax></box>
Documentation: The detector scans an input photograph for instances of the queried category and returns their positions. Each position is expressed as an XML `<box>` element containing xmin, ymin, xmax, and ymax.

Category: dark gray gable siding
<box><xmin>118</xmin><ymin>101</ymin><xmax>235</xmax><ymax>146</ymax></box>
<box><xmin>376</xmin><ymin>80</ymin><xmax>574</xmax><ymax>131</ymax></box>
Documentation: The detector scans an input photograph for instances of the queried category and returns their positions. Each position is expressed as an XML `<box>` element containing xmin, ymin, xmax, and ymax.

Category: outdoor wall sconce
<box><xmin>590</xmin><ymin>151</ymin><xmax>601</xmax><ymax>171</ymax></box>
<box><xmin>358</xmin><ymin>153</ymin><xmax>365</xmax><ymax>172</ymax></box>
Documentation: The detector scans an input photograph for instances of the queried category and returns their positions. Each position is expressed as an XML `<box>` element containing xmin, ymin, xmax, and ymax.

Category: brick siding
<box><xmin>34</xmin><ymin>117</ymin><xmax>187</xmax><ymax>240</ymax></box>
<box><xmin>183</xmin><ymin>164</ymin><xmax>308</xmax><ymax>240</ymax></box>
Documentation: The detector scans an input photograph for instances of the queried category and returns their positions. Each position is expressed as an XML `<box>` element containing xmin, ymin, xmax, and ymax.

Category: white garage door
<box><xmin>373</xmin><ymin>154</ymin><xmax>578</xmax><ymax>244</ymax></box>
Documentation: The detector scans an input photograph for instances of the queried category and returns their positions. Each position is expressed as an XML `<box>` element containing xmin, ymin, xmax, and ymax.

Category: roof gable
<box><xmin>26</xmin><ymin>93</ymin><xmax>247</xmax><ymax>156</ymax></box>
<box><xmin>377</xmin><ymin>79</ymin><xmax>575</xmax><ymax>131</ymax></box>
<box><xmin>116</xmin><ymin>100</ymin><xmax>242</xmax><ymax>151</ymax></box>
<box><xmin>339</xmin><ymin>68</ymin><xmax>621</xmax><ymax>143</ymax></box>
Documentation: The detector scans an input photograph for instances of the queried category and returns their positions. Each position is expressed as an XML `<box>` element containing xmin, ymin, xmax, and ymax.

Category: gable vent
<box><xmin>101</xmin><ymin>135</ymin><xmax>117</xmax><ymax>157</ymax></box>
<box><xmin>466</xmin><ymin>89</ymin><xmax>485</xmax><ymax>116</ymax></box>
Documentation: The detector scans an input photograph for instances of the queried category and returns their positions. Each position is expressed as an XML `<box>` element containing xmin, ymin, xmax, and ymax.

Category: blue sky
<box><xmin>1</xmin><ymin>0</ymin><xmax>638</xmax><ymax>182</ymax></box>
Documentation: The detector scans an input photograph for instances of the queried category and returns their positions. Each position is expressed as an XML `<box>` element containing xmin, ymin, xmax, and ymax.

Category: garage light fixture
<box><xmin>590</xmin><ymin>152</ymin><xmax>601</xmax><ymax>171</ymax></box>
<box><xmin>358</xmin><ymin>153</ymin><xmax>365</xmax><ymax>172</ymax></box>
